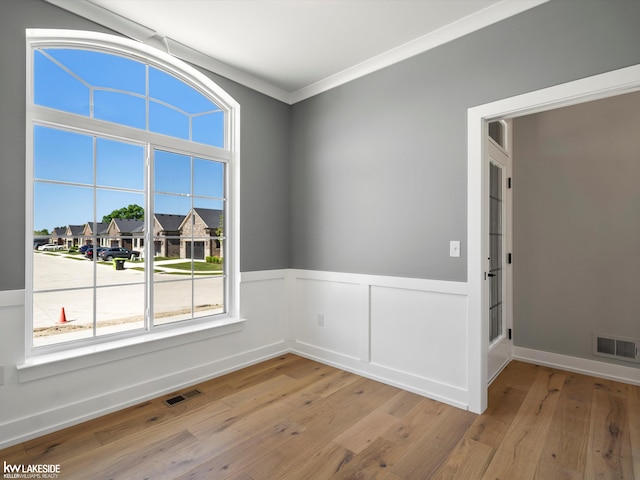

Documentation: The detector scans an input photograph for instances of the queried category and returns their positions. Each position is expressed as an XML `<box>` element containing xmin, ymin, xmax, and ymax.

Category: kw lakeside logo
<box><xmin>3</xmin><ymin>461</ymin><xmax>60</xmax><ymax>479</ymax></box>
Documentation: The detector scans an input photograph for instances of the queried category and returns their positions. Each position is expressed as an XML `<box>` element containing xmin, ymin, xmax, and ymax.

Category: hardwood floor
<box><xmin>1</xmin><ymin>354</ymin><xmax>638</xmax><ymax>479</ymax></box>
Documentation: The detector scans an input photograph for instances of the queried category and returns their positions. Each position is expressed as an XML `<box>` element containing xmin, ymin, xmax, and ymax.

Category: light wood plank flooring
<box><xmin>1</xmin><ymin>354</ymin><xmax>638</xmax><ymax>479</ymax></box>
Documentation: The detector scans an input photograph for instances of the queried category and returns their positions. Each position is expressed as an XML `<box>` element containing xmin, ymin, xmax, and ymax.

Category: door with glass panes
<box><xmin>487</xmin><ymin>120</ymin><xmax>512</xmax><ymax>383</ymax></box>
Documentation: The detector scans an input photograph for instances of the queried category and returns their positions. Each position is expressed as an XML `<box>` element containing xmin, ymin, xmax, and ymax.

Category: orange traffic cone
<box><xmin>57</xmin><ymin>307</ymin><xmax>68</xmax><ymax>324</ymax></box>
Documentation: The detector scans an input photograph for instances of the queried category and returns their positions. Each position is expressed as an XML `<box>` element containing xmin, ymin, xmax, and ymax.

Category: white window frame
<box><xmin>24</xmin><ymin>29</ymin><xmax>241</xmax><ymax>363</ymax></box>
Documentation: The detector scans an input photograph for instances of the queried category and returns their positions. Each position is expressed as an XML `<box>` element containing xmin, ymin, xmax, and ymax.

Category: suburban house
<box><xmin>178</xmin><ymin>208</ymin><xmax>223</xmax><ymax>259</ymax></box>
<box><xmin>105</xmin><ymin>218</ymin><xmax>145</xmax><ymax>250</ymax></box>
<box><xmin>49</xmin><ymin>227</ymin><xmax>66</xmax><ymax>246</ymax></box>
<box><xmin>80</xmin><ymin>221</ymin><xmax>109</xmax><ymax>246</ymax></box>
<box><xmin>2</xmin><ymin>0</ymin><xmax>639</xmax><ymax>476</ymax></box>
<box><xmin>153</xmin><ymin>213</ymin><xmax>185</xmax><ymax>258</ymax></box>
<box><xmin>63</xmin><ymin>224</ymin><xmax>84</xmax><ymax>248</ymax></box>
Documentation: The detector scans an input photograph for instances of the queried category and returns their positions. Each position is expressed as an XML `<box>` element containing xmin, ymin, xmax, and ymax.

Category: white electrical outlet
<box><xmin>450</xmin><ymin>240</ymin><xmax>461</xmax><ymax>257</ymax></box>
<box><xmin>317</xmin><ymin>314</ymin><xmax>324</xmax><ymax>327</ymax></box>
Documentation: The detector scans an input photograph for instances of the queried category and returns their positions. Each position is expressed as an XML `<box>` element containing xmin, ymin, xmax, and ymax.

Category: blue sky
<box><xmin>33</xmin><ymin>48</ymin><xmax>225</xmax><ymax>232</ymax></box>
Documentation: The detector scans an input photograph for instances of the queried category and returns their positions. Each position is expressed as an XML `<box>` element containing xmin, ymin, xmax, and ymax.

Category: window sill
<box><xmin>17</xmin><ymin>317</ymin><xmax>246</xmax><ymax>383</ymax></box>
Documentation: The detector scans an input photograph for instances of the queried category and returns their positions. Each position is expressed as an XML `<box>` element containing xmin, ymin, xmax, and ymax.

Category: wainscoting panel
<box><xmin>289</xmin><ymin>270</ymin><xmax>470</xmax><ymax>408</ymax></box>
<box><xmin>370</xmin><ymin>285</ymin><xmax>468</xmax><ymax>390</ymax></box>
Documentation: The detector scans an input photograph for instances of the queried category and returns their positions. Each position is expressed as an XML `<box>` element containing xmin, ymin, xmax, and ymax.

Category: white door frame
<box><xmin>466</xmin><ymin>64</ymin><xmax>640</xmax><ymax>414</ymax></box>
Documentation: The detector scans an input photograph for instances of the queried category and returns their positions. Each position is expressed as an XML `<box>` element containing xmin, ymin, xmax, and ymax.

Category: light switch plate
<box><xmin>450</xmin><ymin>241</ymin><xmax>461</xmax><ymax>257</ymax></box>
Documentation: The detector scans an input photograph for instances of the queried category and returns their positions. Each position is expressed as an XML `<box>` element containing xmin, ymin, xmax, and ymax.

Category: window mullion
<box><xmin>30</xmin><ymin>107</ymin><xmax>231</xmax><ymax>161</ymax></box>
<box><xmin>146</xmin><ymin>145</ymin><xmax>153</xmax><ymax>331</ymax></box>
<box><xmin>92</xmin><ymin>135</ymin><xmax>98</xmax><ymax>339</ymax></box>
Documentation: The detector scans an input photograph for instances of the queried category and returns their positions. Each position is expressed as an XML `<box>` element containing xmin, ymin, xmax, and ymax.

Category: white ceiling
<box><xmin>47</xmin><ymin>0</ymin><xmax>547</xmax><ymax>103</ymax></box>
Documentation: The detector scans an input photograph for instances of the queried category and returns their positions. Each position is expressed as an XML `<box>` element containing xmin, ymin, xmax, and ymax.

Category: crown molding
<box><xmin>289</xmin><ymin>0</ymin><xmax>548</xmax><ymax>104</ymax></box>
<box><xmin>43</xmin><ymin>0</ymin><xmax>292</xmax><ymax>103</ymax></box>
<box><xmin>44</xmin><ymin>0</ymin><xmax>548</xmax><ymax>105</ymax></box>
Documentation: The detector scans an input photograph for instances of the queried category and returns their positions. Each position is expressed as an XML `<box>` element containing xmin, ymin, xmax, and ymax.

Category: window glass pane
<box><xmin>33</xmin><ymin>183</ymin><xmax>93</xmax><ymax>243</ymax></box>
<box><xmin>149</xmin><ymin>67</ymin><xmax>219</xmax><ymax>114</ymax></box>
<box><xmin>94</xmin><ymin>91</ymin><xmax>146</xmax><ymax>130</ymax></box>
<box><xmin>34</xmin><ymin>126</ymin><xmax>93</xmax><ymax>185</ymax></box>
<box><xmin>34</xmin><ymin>50</ymin><xmax>90</xmax><ymax>116</ymax></box>
<box><xmin>33</xmin><ymin>241</ymin><xmax>94</xmax><ymax>292</ymax></box>
<box><xmin>96</xmin><ymin>284</ymin><xmax>145</xmax><ymax>336</ymax></box>
<box><xmin>154</xmin><ymin>279</ymin><xmax>193</xmax><ymax>325</ymax></box>
<box><xmin>97</xmin><ymin>138</ymin><xmax>145</xmax><ymax>190</ymax></box>
<box><xmin>153</xmin><ymin>236</ymin><xmax>182</xmax><ymax>259</ymax></box>
<box><xmin>154</xmin><ymin>150</ymin><xmax>191</xmax><ymax>194</ymax></box>
<box><xmin>193</xmin><ymin>158</ymin><xmax>224</xmax><ymax>198</ymax></box>
<box><xmin>96</xmin><ymin>243</ymin><xmax>144</xmax><ymax>287</ymax></box>
<box><xmin>194</xmin><ymin>276</ymin><xmax>225</xmax><ymax>319</ymax></box>
<box><xmin>192</xmin><ymin>111</ymin><xmax>224</xmax><ymax>148</ymax></box>
<box><xmin>154</xmin><ymin>194</ymin><xmax>191</xmax><ymax>217</ymax></box>
<box><xmin>188</xmin><ymin>208</ymin><xmax>223</xmax><ymax>239</ymax></box>
<box><xmin>33</xmin><ymin>291</ymin><xmax>93</xmax><ymax>347</ymax></box>
<box><xmin>97</xmin><ymin>190</ymin><xmax>144</xmax><ymax>226</ymax></box>
<box><xmin>44</xmin><ymin>49</ymin><xmax>146</xmax><ymax>94</ymax></box>
<box><xmin>193</xmin><ymin>198</ymin><xmax>225</xmax><ymax>212</ymax></box>
<box><xmin>149</xmin><ymin>101</ymin><xmax>189</xmax><ymax>140</ymax></box>
<box><xmin>488</xmin><ymin>121</ymin><xmax>505</xmax><ymax>148</ymax></box>
<box><xmin>153</xmin><ymin>193</ymin><xmax>189</xmax><ymax>278</ymax></box>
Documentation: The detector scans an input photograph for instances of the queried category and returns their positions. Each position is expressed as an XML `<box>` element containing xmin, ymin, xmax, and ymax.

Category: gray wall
<box><xmin>5</xmin><ymin>0</ymin><xmax>640</xmax><ymax>288</ymax></box>
<box><xmin>513</xmin><ymin>91</ymin><xmax>640</xmax><ymax>367</ymax></box>
<box><xmin>290</xmin><ymin>0</ymin><xmax>640</xmax><ymax>281</ymax></box>
<box><xmin>0</xmin><ymin>0</ymin><xmax>291</xmax><ymax>291</ymax></box>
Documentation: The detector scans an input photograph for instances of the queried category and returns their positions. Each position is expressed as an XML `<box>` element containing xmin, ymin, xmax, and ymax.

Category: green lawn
<box><xmin>168</xmin><ymin>261</ymin><xmax>223</xmax><ymax>272</ymax></box>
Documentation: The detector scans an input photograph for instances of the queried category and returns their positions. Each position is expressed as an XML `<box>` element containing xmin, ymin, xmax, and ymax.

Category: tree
<box><xmin>34</xmin><ymin>228</ymin><xmax>49</xmax><ymax>235</ymax></box>
<box><xmin>102</xmin><ymin>204</ymin><xmax>144</xmax><ymax>224</ymax></box>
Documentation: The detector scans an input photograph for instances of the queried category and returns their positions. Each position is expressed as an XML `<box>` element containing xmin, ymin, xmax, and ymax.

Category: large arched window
<box><xmin>26</xmin><ymin>30</ymin><xmax>240</xmax><ymax>352</ymax></box>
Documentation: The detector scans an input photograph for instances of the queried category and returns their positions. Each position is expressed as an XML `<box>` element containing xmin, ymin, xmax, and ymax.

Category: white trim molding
<box><xmin>0</xmin><ymin>290</ymin><xmax>25</xmax><ymax>308</ymax></box>
<box><xmin>513</xmin><ymin>347</ymin><xmax>640</xmax><ymax>386</ymax></box>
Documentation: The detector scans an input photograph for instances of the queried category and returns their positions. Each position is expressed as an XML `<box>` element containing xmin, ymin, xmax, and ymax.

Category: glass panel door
<box><xmin>489</xmin><ymin>161</ymin><xmax>503</xmax><ymax>344</ymax></box>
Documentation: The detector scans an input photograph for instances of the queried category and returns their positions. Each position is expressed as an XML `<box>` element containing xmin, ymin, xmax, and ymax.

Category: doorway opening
<box><xmin>466</xmin><ymin>64</ymin><xmax>640</xmax><ymax>414</ymax></box>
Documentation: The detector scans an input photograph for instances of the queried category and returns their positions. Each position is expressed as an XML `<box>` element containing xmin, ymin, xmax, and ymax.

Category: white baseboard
<box><xmin>291</xmin><ymin>341</ymin><xmax>468</xmax><ymax>410</ymax></box>
<box><xmin>0</xmin><ymin>341</ymin><xmax>288</xmax><ymax>450</ymax></box>
<box><xmin>512</xmin><ymin>346</ymin><xmax>640</xmax><ymax>386</ymax></box>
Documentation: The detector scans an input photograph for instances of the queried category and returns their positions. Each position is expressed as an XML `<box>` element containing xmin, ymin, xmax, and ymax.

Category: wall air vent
<box><xmin>163</xmin><ymin>389</ymin><xmax>203</xmax><ymax>407</ymax></box>
<box><xmin>593</xmin><ymin>334</ymin><xmax>640</xmax><ymax>363</ymax></box>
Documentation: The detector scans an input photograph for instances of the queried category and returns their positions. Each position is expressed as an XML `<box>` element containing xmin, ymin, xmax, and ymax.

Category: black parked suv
<box><xmin>98</xmin><ymin>247</ymin><xmax>140</xmax><ymax>261</ymax></box>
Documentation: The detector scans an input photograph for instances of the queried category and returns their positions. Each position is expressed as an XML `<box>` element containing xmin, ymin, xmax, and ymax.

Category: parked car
<box><xmin>98</xmin><ymin>247</ymin><xmax>140</xmax><ymax>261</ymax></box>
<box><xmin>86</xmin><ymin>247</ymin><xmax>107</xmax><ymax>260</ymax></box>
<box><xmin>79</xmin><ymin>244</ymin><xmax>93</xmax><ymax>254</ymax></box>
<box><xmin>37</xmin><ymin>243</ymin><xmax>64</xmax><ymax>251</ymax></box>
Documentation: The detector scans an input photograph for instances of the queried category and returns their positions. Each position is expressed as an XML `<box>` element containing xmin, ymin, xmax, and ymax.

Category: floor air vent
<box><xmin>593</xmin><ymin>334</ymin><xmax>640</xmax><ymax>363</ymax></box>
<box><xmin>163</xmin><ymin>389</ymin><xmax>203</xmax><ymax>407</ymax></box>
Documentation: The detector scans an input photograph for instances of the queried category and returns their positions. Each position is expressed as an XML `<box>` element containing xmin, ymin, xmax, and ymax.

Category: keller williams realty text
<box><xmin>3</xmin><ymin>461</ymin><xmax>60</xmax><ymax>479</ymax></box>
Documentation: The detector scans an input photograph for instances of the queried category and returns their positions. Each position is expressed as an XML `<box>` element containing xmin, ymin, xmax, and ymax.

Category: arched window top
<box><xmin>27</xmin><ymin>29</ymin><xmax>238</xmax><ymax>151</ymax></box>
